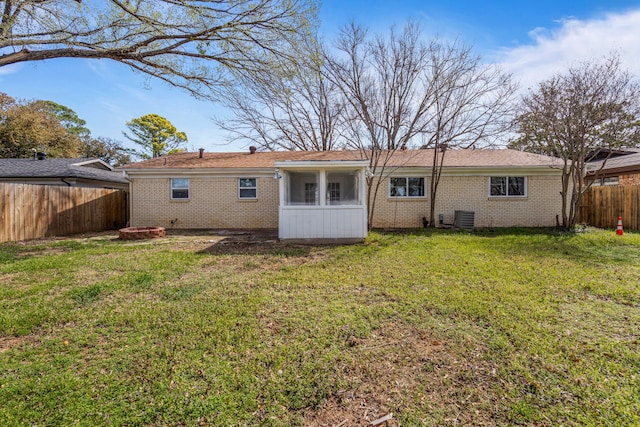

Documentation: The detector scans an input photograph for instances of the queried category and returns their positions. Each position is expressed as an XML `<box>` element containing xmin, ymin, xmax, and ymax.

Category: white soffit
<box><xmin>275</xmin><ymin>160</ymin><xmax>370</xmax><ymax>169</ymax></box>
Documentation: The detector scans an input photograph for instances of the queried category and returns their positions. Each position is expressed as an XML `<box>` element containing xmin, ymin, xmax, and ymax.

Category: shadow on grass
<box><xmin>374</xmin><ymin>226</ymin><xmax>591</xmax><ymax>238</ymax></box>
<box><xmin>370</xmin><ymin>226</ymin><xmax>579</xmax><ymax>243</ymax></box>
<box><xmin>197</xmin><ymin>236</ymin><xmax>313</xmax><ymax>257</ymax></box>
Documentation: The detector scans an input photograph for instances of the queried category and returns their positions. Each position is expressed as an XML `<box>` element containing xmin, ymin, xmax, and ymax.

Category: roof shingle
<box><xmin>589</xmin><ymin>152</ymin><xmax>640</xmax><ymax>173</ymax></box>
<box><xmin>0</xmin><ymin>158</ymin><xmax>128</xmax><ymax>183</ymax></box>
<box><xmin>119</xmin><ymin>149</ymin><xmax>561</xmax><ymax>170</ymax></box>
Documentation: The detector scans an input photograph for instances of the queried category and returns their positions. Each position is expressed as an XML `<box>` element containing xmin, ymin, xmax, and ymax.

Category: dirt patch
<box><xmin>194</xmin><ymin>230</ymin><xmax>329</xmax><ymax>263</ymax></box>
<box><xmin>304</xmin><ymin>322</ymin><xmax>502</xmax><ymax>426</ymax></box>
<box><xmin>0</xmin><ymin>335</ymin><xmax>32</xmax><ymax>353</ymax></box>
<box><xmin>194</xmin><ymin>230</ymin><xmax>278</xmax><ymax>253</ymax></box>
<box><xmin>7</xmin><ymin>229</ymin><xmax>277</xmax><ymax>246</ymax></box>
<box><xmin>111</xmin><ymin>229</ymin><xmax>291</xmax><ymax>255</ymax></box>
<box><xmin>116</xmin><ymin>235</ymin><xmax>226</xmax><ymax>252</ymax></box>
<box><xmin>6</xmin><ymin>229</ymin><xmax>345</xmax><ymax>262</ymax></box>
<box><xmin>14</xmin><ymin>246</ymin><xmax>72</xmax><ymax>259</ymax></box>
<box><xmin>194</xmin><ymin>243</ymin><xmax>332</xmax><ymax>277</ymax></box>
<box><xmin>10</xmin><ymin>231</ymin><xmax>118</xmax><ymax>246</ymax></box>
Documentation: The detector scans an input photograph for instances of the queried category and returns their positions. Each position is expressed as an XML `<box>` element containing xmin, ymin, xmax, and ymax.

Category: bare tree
<box><xmin>421</xmin><ymin>41</ymin><xmax>516</xmax><ymax>226</ymax></box>
<box><xmin>0</xmin><ymin>0</ymin><xmax>318</xmax><ymax>100</ymax></box>
<box><xmin>510</xmin><ymin>54</ymin><xmax>640</xmax><ymax>229</ymax></box>
<box><xmin>326</xmin><ymin>22</ymin><xmax>515</xmax><ymax>229</ymax></box>
<box><xmin>326</xmin><ymin>22</ymin><xmax>439</xmax><ymax>229</ymax></box>
<box><xmin>215</xmin><ymin>36</ymin><xmax>344</xmax><ymax>151</ymax></box>
<box><xmin>213</xmin><ymin>19</ymin><xmax>515</xmax><ymax>230</ymax></box>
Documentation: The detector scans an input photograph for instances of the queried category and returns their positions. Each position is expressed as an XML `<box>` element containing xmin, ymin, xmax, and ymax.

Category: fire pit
<box><xmin>119</xmin><ymin>226</ymin><xmax>166</xmax><ymax>240</ymax></box>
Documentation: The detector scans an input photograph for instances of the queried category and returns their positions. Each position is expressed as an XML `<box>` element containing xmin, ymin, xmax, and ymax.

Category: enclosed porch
<box><xmin>276</xmin><ymin>160</ymin><xmax>369</xmax><ymax>242</ymax></box>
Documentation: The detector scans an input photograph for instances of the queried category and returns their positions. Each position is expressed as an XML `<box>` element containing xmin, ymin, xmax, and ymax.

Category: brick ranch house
<box><xmin>586</xmin><ymin>149</ymin><xmax>640</xmax><ymax>186</ymax></box>
<box><xmin>119</xmin><ymin>148</ymin><xmax>564</xmax><ymax>241</ymax></box>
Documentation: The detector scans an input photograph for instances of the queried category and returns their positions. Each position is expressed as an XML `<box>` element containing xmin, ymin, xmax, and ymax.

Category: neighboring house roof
<box><xmin>587</xmin><ymin>152</ymin><xmax>640</xmax><ymax>176</ymax></box>
<box><xmin>587</xmin><ymin>147</ymin><xmax>640</xmax><ymax>161</ymax></box>
<box><xmin>0</xmin><ymin>158</ymin><xmax>129</xmax><ymax>185</ymax></box>
<box><xmin>120</xmin><ymin>149</ymin><xmax>562</xmax><ymax>171</ymax></box>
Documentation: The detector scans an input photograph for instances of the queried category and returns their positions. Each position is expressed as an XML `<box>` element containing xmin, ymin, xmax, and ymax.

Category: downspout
<box><xmin>121</xmin><ymin>170</ymin><xmax>132</xmax><ymax>228</ymax></box>
<box><xmin>60</xmin><ymin>178</ymin><xmax>72</xmax><ymax>186</ymax></box>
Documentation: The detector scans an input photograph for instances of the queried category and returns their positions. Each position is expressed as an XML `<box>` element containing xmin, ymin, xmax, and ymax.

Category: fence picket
<box><xmin>0</xmin><ymin>183</ymin><xmax>127</xmax><ymax>243</ymax></box>
<box><xmin>579</xmin><ymin>184</ymin><xmax>640</xmax><ymax>230</ymax></box>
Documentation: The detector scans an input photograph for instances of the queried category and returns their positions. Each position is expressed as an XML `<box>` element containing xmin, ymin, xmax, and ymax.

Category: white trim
<box><xmin>122</xmin><ymin>167</ymin><xmax>274</xmax><ymax>178</ymax></box>
<box><xmin>170</xmin><ymin>178</ymin><xmax>189</xmax><ymax>200</ymax></box>
<box><xmin>319</xmin><ymin>170</ymin><xmax>327</xmax><ymax>206</ymax></box>
<box><xmin>238</xmin><ymin>177</ymin><xmax>258</xmax><ymax>199</ymax></box>
<box><xmin>275</xmin><ymin>160</ymin><xmax>370</xmax><ymax>169</ymax></box>
<box><xmin>122</xmin><ymin>164</ymin><xmax>562</xmax><ymax>179</ymax></box>
<box><xmin>125</xmin><ymin>172</ymin><xmax>274</xmax><ymax>180</ymax></box>
<box><xmin>72</xmin><ymin>159</ymin><xmax>115</xmax><ymax>170</ymax></box>
<box><xmin>385</xmin><ymin>166</ymin><xmax>563</xmax><ymax>177</ymax></box>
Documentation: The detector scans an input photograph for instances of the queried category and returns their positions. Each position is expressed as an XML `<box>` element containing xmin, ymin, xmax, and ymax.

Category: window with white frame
<box><xmin>239</xmin><ymin>178</ymin><xmax>257</xmax><ymax>199</ymax></box>
<box><xmin>489</xmin><ymin>176</ymin><xmax>526</xmax><ymax>197</ymax></box>
<box><xmin>171</xmin><ymin>178</ymin><xmax>189</xmax><ymax>199</ymax></box>
<box><xmin>304</xmin><ymin>182</ymin><xmax>317</xmax><ymax>204</ymax></box>
<box><xmin>389</xmin><ymin>177</ymin><xmax>425</xmax><ymax>197</ymax></box>
<box><xmin>327</xmin><ymin>182</ymin><xmax>340</xmax><ymax>203</ymax></box>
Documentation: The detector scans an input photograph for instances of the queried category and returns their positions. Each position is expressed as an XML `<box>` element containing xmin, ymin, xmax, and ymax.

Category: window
<box><xmin>327</xmin><ymin>182</ymin><xmax>340</xmax><ymax>203</ymax></box>
<box><xmin>304</xmin><ymin>182</ymin><xmax>318</xmax><ymax>204</ymax></box>
<box><xmin>590</xmin><ymin>176</ymin><xmax>620</xmax><ymax>186</ymax></box>
<box><xmin>171</xmin><ymin>178</ymin><xmax>189</xmax><ymax>199</ymax></box>
<box><xmin>490</xmin><ymin>176</ymin><xmax>526</xmax><ymax>197</ymax></box>
<box><xmin>390</xmin><ymin>177</ymin><xmax>425</xmax><ymax>197</ymax></box>
<box><xmin>239</xmin><ymin>178</ymin><xmax>257</xmax><ymax>199</ymax></box>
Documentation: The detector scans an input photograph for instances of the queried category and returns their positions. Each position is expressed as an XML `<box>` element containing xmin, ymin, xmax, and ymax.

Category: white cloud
<box><xmin>0</xmin><ymin>63</ymin><xmax>22</xmax><ymax>77</ymax></box>
<box><xmin>496</xmin><ymin>8</ymin><xmax>640</xmax><ymax>90</ymax></box>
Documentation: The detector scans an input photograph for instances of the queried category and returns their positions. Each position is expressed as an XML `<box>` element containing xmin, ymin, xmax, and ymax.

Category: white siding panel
<box><xmin>279</xmin><ymin>206</ymin><xmax>367</xmax><ymax>240</ymax></box>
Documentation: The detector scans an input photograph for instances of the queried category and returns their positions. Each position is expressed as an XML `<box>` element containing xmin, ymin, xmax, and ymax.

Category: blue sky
<box><xmin>1</xmin><ymin>0</ymin><xmax>639</xmax><ymax>154</ymax></box>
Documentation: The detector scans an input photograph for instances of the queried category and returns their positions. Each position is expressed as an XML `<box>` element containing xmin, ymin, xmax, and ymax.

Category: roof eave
<box><xmin>122</xmin><ymin>167</ymin><xmax>276</xmax><ymax>177</ymax></box>
<box><xmin>71</xmin><ymin>159</ymin><xmax>115</xmax><ymax>170</ymax></box>
<box><xmin>275</xmin><ymin>160</ymin><xmax>370</xmax><ymax>169</ymax></box>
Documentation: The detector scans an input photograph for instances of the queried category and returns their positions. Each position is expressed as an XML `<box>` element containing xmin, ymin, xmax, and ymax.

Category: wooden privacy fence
<box><xmin>579</xmin><ymin>184</ymin><xmax>640</xmax><ymax>230</ymax></box>
<box><xmin>1</xmin><ymin>183</ymin><xmax>128</xmax><ymax>243</ymax></box>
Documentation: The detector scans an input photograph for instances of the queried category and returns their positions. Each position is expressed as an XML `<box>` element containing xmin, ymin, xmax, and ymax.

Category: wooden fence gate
<box><xmin>1</xmin><ymin>183</ymin><xmax>128</xmax><ymax>243</ymax></box>
<box><xmin>579</xmin><ymin>184</ymin><xmax>640</xmax><ymax>230</ymax></box>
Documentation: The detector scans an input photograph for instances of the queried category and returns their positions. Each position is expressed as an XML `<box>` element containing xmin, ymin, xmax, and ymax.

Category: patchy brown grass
<box><xmin>0</xmin><ymin>335</ymin><xmax>31</xmax><ymax>353</ymax></box>
<box><xmin>1</xmin><ymin>228</ymin><xmax>639</xmax><ymax>426</ymax></box>
<box><xmin>304</xmin><ymin>321</ymin><xmax>502</xmax><ymax>427</ymax></box>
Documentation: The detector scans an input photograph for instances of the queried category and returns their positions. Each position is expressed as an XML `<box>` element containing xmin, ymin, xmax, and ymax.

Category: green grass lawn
<box><xmin>1</xmin><ymin>228</ymin><xmax>639</xmax><ymax>426</ymax></box>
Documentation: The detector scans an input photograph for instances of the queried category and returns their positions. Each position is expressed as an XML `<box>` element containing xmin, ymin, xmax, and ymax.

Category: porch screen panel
<box><xmin>287</xmin><ymin>172</ymin><xmax>319</xmax><ymax>205</ymax></box>
<box><xmin>326</xmin><ymin>170</ymin><xmax>360</xmax><ymax>205</ymax></box>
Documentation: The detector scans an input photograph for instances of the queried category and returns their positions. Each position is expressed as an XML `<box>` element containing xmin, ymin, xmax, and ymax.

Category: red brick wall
<box><xmin>620</xmin><ymin>173</ymin><xmax>640</xmax><ymax>186</ymax></box>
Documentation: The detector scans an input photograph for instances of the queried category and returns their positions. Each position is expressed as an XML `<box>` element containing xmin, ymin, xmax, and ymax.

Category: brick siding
<box><xmin>620</xmin><ymin>173</ymin><xmax>640</xmax><ymax>186</ymax></box>
<box><xmin>129</xmin><ymin>176</ymin><xmax>279</xmax><ymax>229</ymax></box>
<box><xmin>371</xmin><ymin>175</ymin><xmax>562</xmax><ymax>228</ymax></box>
<box><xmin>130</xmin><ymin>173</ymin><xmax>562</xmax><ymax>229</ymax></box>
